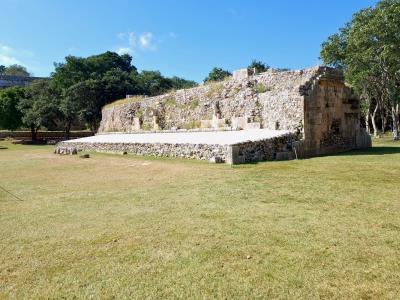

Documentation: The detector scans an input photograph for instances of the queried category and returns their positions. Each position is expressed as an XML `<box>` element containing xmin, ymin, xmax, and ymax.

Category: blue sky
<box><xmin>0</xmin><ymin>0</ymin><xmax>378</xmax><ymax>82</ymax></box>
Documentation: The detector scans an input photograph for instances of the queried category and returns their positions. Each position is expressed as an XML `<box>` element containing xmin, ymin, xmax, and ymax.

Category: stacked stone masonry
<box><xmin>55</xmin><ymin>132</ymin><xmax>295</xmax><ymax>164</ymax></box>
<box><xmin>56</xmin><ymin>66</ymin><xmax>371</xmax><ymax>164</ymax></box>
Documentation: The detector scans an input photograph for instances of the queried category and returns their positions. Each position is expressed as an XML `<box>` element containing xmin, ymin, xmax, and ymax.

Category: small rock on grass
<box><xmin>79</xmin><ymin>154</ymin><xmax>90</xmax><ymax>159</ymax></box>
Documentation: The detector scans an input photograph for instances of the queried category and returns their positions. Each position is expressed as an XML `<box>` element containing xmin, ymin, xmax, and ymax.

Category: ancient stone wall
<box><xmin>55</xmin><ymin>132</ymin><xmax>295</xmax><ymax>164</ymax></box>
<box><xmin>298</xmin><ymin>69</ymin><xmax>371</xmax><ymax>156</ymax></box>
<box><xmin>92</xmin><ymin>66</ymin><xmax>371</xmax><ymax>161</ymax></box>
<box><xmin>98</xmin><ymin>67</ymin><xmax>322</xmax><ymax>134</ymax></box>
<box><xmin>0</xmin><ymin>75</ymin><xmax>44</xmax><ymax>89</ymax></box>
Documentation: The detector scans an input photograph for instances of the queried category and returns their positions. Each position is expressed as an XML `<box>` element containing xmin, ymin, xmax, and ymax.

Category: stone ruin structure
<box><xmin>56</xmin><ymin>66</ymin><xmax>371</xmax><ymax>164</ymax></box>
<box><xmin>0</xmin><ymin>74</ymin><xmax>44</xmax><ymax>89</ymax></box>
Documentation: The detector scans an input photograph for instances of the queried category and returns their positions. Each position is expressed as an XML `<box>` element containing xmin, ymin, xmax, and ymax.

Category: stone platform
<box><xmin>55</xmin><ymin>129</ymin><xmax>296</xmax><ymax>164</ymax></box>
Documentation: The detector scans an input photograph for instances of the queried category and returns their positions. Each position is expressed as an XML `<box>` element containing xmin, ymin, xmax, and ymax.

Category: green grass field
<box><xmin>0</xmin><ymin>137</ymin><xmax>399</xmax><ymax>299</ymax></box>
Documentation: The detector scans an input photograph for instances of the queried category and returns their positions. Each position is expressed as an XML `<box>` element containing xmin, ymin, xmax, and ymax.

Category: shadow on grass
<box><xmin>336</xmin><ymin>146</ymin><xmax>400</xmax><ymax>157</ymax></box>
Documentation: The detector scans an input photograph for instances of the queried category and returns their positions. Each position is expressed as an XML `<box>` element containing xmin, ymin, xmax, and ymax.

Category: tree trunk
<box><xmin>30</xmin><ymin>125</ymin><xmax>37</xmax><ymax>141</ymax></box>
<box><xmin>64</xmin><ymin>120</ymin><xmax>71</xmax><ymax>140</ymax></box>
<box><xmin>392</xmin><ymin>104</ymin><xmax>399</xmax><ymax>140</ymax></box>
<box><xmin>371</xmin><ymin>104</ymin><xmax>379</xmax><ymax>138</ymax></box>
<box><xmin>381</xmin><ymin>110</ymin><xmax>385</xmax><ymax>134</ymax></box>
<box><xmin>365</xmin><ymin>112</ymin><xmax>370</xmax><ymax>134</ymax></box>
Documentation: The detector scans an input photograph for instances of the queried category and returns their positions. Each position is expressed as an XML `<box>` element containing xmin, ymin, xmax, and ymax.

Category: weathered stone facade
<box><xmin>97</xmin><ymin>66</ymin><xmax>370</xmax><ymax>158</ymax></box>
<box><xmin>56</xmin><ymin>66</ymin><xmax>371</xmax><ymax>164</ymax></box>
<box><xmin>55</xmin><ymin>132</ymin><xmax>295</xmax><ymax>164</ymax></box>
<box><xmin>0</xmin><ymin>75</ymin><xmax>44</xmax><ymax>89</ymax></box>
<box><xmin>98</xmin><ymin>67</ymin><xmax>313</xmax><ymax>133</ymax></box>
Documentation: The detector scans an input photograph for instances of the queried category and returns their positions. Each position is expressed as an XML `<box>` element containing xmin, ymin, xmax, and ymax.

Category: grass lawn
<box><xmin>0</xmin><ymin>137</ymin><xmax>399</xmax><ymax>299</ymax></box>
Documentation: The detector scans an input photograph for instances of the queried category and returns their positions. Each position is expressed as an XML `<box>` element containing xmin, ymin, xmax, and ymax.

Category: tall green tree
<box><xmin>133</xmin><ymin>71</ymin><xmax>173</xmax><ymax>96</ymax></box>
<box><xmin>169</xmin><ymin>76</ymin><xmax>198</xmax><ymax>90</ymax></box>
<box><xmin>248</xmin><ymin>60</ymin><xmax>270</xmax><ymax>73</ymax></box>
<box><xmin>204</xmin><ymin>67</ymin><xmax>232</xmax><ymax>83</ymax></box>
<box><xmin>320</xmin><ymin>0</ymin><xmax>400</xmax><ymax>139</ymax></box>
<box><xmin>0</xmin><ymin>87</ymin><xmax>24</xmax><ymax>130</ymax></box>
<box><xmin>52</xmin><ymin>51</ymin><xmax>138</xmax><ymax>133</ymax></box>
<box><xmin>18</xmin><ymin>80</ymin><xmax>60</xmax><ymax>140</ymax></box>
<box><xmin>64</xmin><ymin>79</ymin><xmax>105</xmax><ymax>132</ymax></box>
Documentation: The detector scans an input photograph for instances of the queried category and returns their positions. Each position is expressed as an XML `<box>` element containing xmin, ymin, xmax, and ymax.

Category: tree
<box><xmin>2</xmin><ymin>64</ymin><xmax>30</xmax><ymax>77</ymax></box>
<box><xmin>53</xmin><ymin>51</ymin><xmax>136</xmax><ymax>88</ymax></box>
<box><xmin>248</xmin><ymin>60</ymin><xmax>270</xmax><ymax>73</ymax></box>
<box><xmin>320</xmin><ymin>0</ymin><xmax>400</xmax><ymax>139</ymax></box>
<box><xmin>18</xmin><ymin>80</ymin><xmax>60</xmax><ymax>140</ymax></box>
<box><xmin>203</xmin><ymin>67</ymin><xmax>232</xmax><ymax>83</ymax></box>
<box><xmin>52</xmin><ymin>51</ymin><xmax>139</xmax><ymax>133</ymax></box>
<box><xmin>0</xmin><ymin>87</ymin><xmax>24</xmax><ymax>130</ymax></box>
<box><xmin>133</xmin><ymin>71</ymin><xmax>173</xmax><ymax>96</ymax></box>
<box><xmin>0</xmin><ymin>65</ymin><xmax>6</xmax><ymax>74</ymax></box>
<box><xmin>32</xmin><ymin>51</ymin><xmax>201</xmax><ymax>135</ymax></box>
<box><xmin>169</xmin><ymin>76</ymin><xmax>198</xmax><ymax>90</ymax></box>
<box><xmin>64</xmin><ymin>79</ymin><xmax>106</xmax><ymax>132</ymax></box>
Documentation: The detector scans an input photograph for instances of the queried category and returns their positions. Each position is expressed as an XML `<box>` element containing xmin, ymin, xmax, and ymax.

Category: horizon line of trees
<box><xmin>0</xmin><ymin>51</ymin><xmax>198</xmax><ymax>140</ymax></box>
<box><xmin>0</xmin><ymin>56</ymin><xmax>273</xmax><ymax>140</ymax></box>
<box><xmin>0</xmin><ymin>64</ymin><xmax>31</xmax><ymax>77</ymax></box>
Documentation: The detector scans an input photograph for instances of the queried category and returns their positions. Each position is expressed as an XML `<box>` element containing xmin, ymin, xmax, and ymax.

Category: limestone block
<box><xmin>132</xmin><ymin>117</ymin><xmax>141</xmax><ymax>131</ymax></box>
<box><xmin>209</xmin><ymin>156</ymin><xmax>224</xmax><ymax>164</ymax></box>
<box><xmin>212</xmin><ymin>116</ymin><xmax>226</xmax><ymax>129</ymax></box>
<box><xmin>245</xmin><ymin>122</ymin><xmax>261</xmax><ymax>129</ymax></box>
<box><xmin>231</xmin><ymin>117</ymin><xmax>247</xmax><ymax>130</ymax></box>
<box><xmin>233</xmin><ymin>68</ymin><xmax>256</xmax><ymax>81</ymax></box>
<box><xmin>200</xmin><ymin>120</ymin><xmax>212</xmax><ymax>128</ymax></box>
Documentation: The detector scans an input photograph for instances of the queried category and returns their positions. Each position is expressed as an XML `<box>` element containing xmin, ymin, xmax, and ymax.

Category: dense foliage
<box><xmin>0</xmin><ymin>51</ymin><xmax>198</xmax><ymax>139</ymax></box>
<box><xmin>248</xmin><ymin>60</ymin><xmax>270</xmax><ymax>73</ymax></box>
<box><xmin>320</xmin><ymin>0</ymin><xmax>400</xmax><ymax>139</ymax></box>
<box><xmin>0</xmin><ymin>87</ymin><xmax>24</xmax><ymax>130</ymax></box>
<box><xmin>203</xmin><ymin>67</ymin><xmax>232</xmax><ymax>83</ymax></box>
<box><xmin>0</xmin><ymin>64</ymin><xmax>30</xmax><ymax>77</ymax></box>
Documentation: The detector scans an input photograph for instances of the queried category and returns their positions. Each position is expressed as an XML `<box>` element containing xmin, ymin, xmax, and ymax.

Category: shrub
<box><xmin>253</xmin><ymin>83</ymin><xmax>271</xmax><ymax>94</ymax></box>
<box><xmin>184</xmin><ymin>120</ymin><xmax>201</xmax><ymax>130</ymax></box>
<box><xmin>189</xmin><ymin>99</ymin><xmax>199</xmax><ymax>109</ymax></box>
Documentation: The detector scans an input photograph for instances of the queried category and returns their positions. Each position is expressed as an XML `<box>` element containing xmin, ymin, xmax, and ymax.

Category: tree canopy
<box><xmin>248</xmin><ymin>60</ymin><xmax>270</xmax><ymax>73</ymax></box>
<box><xmin>0</xmin><ymin>64</ymin><xmax>30</xmax><ymax>77</ymax></box>
<box><xmin>320</xmin><ymin>0</ymin><xmax>400</xmax><ymax>139</ymax></box>
<box><xmin>18</xmin><ymin>80</ymin><xmax>60</xmax><ymax>140</ymax></box>
<box><xmin>0</xmin><ymin>87</ymin><xmax>24</xmax><ymax>130</ymax></box>
<box><xmin>204</xmin><ymin>67</ymin><xmax>232</xmax><ymax>83</ymax></box>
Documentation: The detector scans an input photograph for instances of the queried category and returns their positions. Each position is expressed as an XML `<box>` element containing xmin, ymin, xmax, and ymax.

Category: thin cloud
<box><xmin>139</xmin><ymin>32</ymin><xmax>155</xmax><ymax>50</ymax></box>
<box><xmin>116</xmin><ymin>47</ymin><xmax>134</xmax><ymax>55</ymax></box>
<box><xmin>0</xmin><ymin>54</ymin><xmax>20</xmax><ymax>65</ymax></box>
<box><xmin>0</xmin><ymin>43</ymin><xmax>21</xmax><ymax>66</ymax></box>
<box><xmin>115</xmin><ymin>31</ymin><xmax>157</xmax><ymax>55</ymax></box>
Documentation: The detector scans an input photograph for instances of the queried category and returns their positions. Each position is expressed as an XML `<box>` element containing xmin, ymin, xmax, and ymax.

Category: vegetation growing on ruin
<box><xmin>165</xmin><ymin>96</ymin><xmax>177</xmax><ymax>107</ymax></box>
<box><xmin>253</xmin><ymin>83</ymin><xmax>271</xmax><ymax>94</ymax></box>
<box><xmin>135</xmin><ymin>107</ymin><xmax>145</xmax><ymax>119</ymax></box>
<box><xmin>248</xmin><ymin>60</ymin><xmax>270</xmax><ymax>73</ymax></box>
<box><xmin>141</xmin><ymin>123</ymin><xmax>152</xmax><ymax>131</ymax></box>
<box><xmin>103</xmin><ymin>96</ymin><xmax>145</xmax><ymax>109</ymax></box>
<box><xmin>203</xmin><ymin>67</ymin><xmax>232</xmax><ymax>83</ymax></box>
<box><xmin>206</xmin><ymin>81</ymin><xmax>225</xmax><ymax>99</ymax></box>
<box><xmin>183</xmin><ymin>120</ymin><xmax>201</xmax><ymax>130</ymax></box>
<box><xmin>1</xmin><ymin>137</ymin><xmax>399</xmax><ymax>298</ymax></box>
<box><xmin>189</xmin><ymin>99</ymin><xmax>199</xmax><ymax>109</ymax></box>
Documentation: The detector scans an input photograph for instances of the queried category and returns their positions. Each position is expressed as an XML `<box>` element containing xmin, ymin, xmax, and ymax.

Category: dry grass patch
<box><xmin>0</xmin><ymin>137</ymin><xmax>399</xmax><ymax>298</ymax></box>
